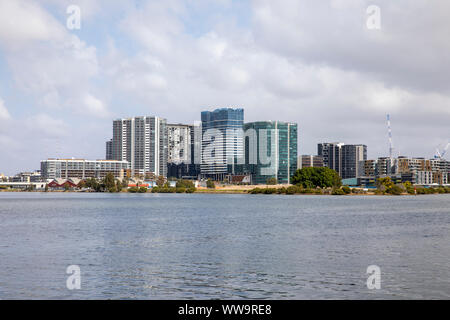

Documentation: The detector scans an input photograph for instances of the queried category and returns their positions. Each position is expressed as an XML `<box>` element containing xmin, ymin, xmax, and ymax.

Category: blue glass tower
<box><xmin>201</xmin><ymin>108</ymin><xmax>244</xmax><ymax>179</ymax></box>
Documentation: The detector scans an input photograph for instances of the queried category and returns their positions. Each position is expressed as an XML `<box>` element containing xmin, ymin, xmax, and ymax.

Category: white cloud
<box><xmin>25</xmin><ymin>114</ymin><xmax>70</xmax><ymax>138</ymax></box>
<box><xmin>81</xmin><ymin>94</ymin><xmax>110</xmax><ymax>118</ymax></box>
<box><xmin>0</xmin><ymin>98</ymin><xmax>11</xmax><ymax>121</ymax></box>
<box><xmin>0</xmin><ymin>0</ymin><xmax>65</xmax><ymax>47</ymax></box>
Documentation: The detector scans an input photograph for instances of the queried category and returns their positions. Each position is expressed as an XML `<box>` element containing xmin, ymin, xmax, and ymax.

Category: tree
<box><xmin>176</xmin><ymin>179</ymin><xmax>194</xmax><ymax>189</ymax></box>
<box><xmin>266</xmin><ymin>177</ymin><xmax>277</xmax><ymax>185</ymax></box>
<box><xmin>103</xmin><ymin>173</ymin><xmax>116</xmax><ymax>193</ymax></box>
<box><xmin>376</xmin><ymin>177</ymin><xmax>394</xmax><ymax>191</ymax></box>
<box><xmin>157</xmin><ymin>175</ymin><xmax>166</xmax><ymax>187</ymax></box>
<box><xmin>206</xmin><ymin>179</ymin><xmax>215</xmax><ymax>189</ymax></box>
<box><xmin>44</xmin><ymin>184</ymin><xmax>49</xmax><ymax>192</ymax></box>
<box><xmin>78</xmin><ymin>180</ymin><xmax>86</xmax><ymax>189</ymax></box>
<box><xmin>291</xmin><ymin>167</ymin><xmax>341</xmax><ymax>188</ymax></box>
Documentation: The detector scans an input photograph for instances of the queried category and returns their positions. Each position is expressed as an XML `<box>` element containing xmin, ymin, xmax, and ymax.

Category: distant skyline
<box><xmin>1</xmin><ymin>0</ymin><xmax>450</xmax><ymax>175</ymax></box>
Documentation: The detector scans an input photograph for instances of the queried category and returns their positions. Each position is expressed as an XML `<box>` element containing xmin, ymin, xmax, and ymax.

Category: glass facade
<box><xmin>243</xmin><ymin>121</ymin><xmax>298</xmax><ymax>184</ymax></box>
<box><xmin>201</xmin><ymin>108</ymin><xmax>244</xmax><ymax>178</ymax></box>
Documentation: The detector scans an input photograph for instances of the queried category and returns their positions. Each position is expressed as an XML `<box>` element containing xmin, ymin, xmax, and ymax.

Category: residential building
<box><xmin>298</xmin><ymin>155</ymin><xmax>323</xmax><ymax>168</ymax></box>
<box><xmin>318</xmin><ymin>142</ymin><xmax>344</xmax><ymax>174</ymax></box>
<box><xmin>201</xmin><ymin>108</ymin><xmax>244</xmax><ymax>180</ymax></box>
<box><xmin>243</xmin><ymin>121</ymin><xmax>298</xmax><ymax>184</ymax></box>
<box><xmin>11</xmin><ymin>171</ymin><xmax>42</xmax><ymax>183</ymax></box>
<box><xmin>109</xmin><ymin>116</ymin><xmax>168</xmax><ymax>177</ymax></box>
<box><xmin>41</xmin><ymin>159</ymin><xmax>130</xmax><ymax>180</ymax></box>
<box><xmin>318</xmin><ymin>143</ymin><xmax>367</xmax><ymax>179</ymax></box>
<box><xmin>167</xmin><ymin>123</ymin><xmax>201</xmax><ymax>179</ymax></box>
<box><xmin>341</xmin><ymin>144</ymin><xmax>367</xmax><ymax>179</ymax></box>
<box><xmin>106</xmin><ymin>139</ymin><xmax>113</xmax><ymax>160</ymax></box>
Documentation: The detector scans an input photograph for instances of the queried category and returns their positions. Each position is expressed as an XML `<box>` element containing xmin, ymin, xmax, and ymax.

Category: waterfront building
<box><xmin>201</xmin><ymin>108</ymin><xmax>244</xmax><ymax>180</ymax></box>
<box><xmin>243</xmin><ymin>121</ymin><xmax>298</xmax><ymax>184</ymax></box>
<box><xmin>10</xmin><ymin>171</ymin><xmax>42</xmax><ymax>183</ymax></box>
<box><xmin>41</xmin><ymin>159</ymin><xmax>130</xmax><ymax>180</ymax></box>
<box><xmin>109</xmin><ymin>116</ymin><xmax>168</xmax><ymax>177</ymax></box>
<box><xmin>341</xmin><ymin>144</ymin><xmax>367</xmax><ymax>179</ymax></box>
<box><xmin>356</xmin><ymin>156</ymin><xmax>450</xmax><ymax>186</ymax></box>
<box><xmin>167</xmin><ymin>123</ymin><xmax>201</xmax><ymax>179</ymax></box>
<box><xmin>106</xmin><ymin>139</ymin><xmax>113</xmax><ymax>160</ymax></box>
<box><xmin>298</xmin><ymin>155</ymin><xmax>323</xmax><ymax>169</ymax></box>
<box><xmin>318</xmin><ymin>142</ymin><xmax>344</xmax><ymax>174</ymax></box>
<box><xmin>318</xmin><ymin>143</ymin><xmax>367</xmax><ymax>179</ymax></box>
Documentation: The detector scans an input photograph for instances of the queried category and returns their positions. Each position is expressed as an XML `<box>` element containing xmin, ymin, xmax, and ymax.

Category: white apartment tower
<box><xmin>110</xmin><ymin>116</ymin><xmax>168</xmax><ymax>177</ymax></box>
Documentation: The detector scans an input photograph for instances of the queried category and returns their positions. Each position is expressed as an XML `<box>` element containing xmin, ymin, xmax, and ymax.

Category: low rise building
<box><xmin>298</xmin><ymin>155</ymin><xmax>323</xmax><ymax>168</ymax></box>
<box><xmin>41</xmin><ymin>159</ymin><xmax>130</xmax><ymax>180</ymax></box>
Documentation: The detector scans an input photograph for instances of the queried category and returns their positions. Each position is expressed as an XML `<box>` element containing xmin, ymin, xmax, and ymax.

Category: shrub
<box><xmin>251</xmin><ymin>188</ymin><xmax>264</xmax><ymax>194</ymax></box>
<box><xmin>286</xmin><ymin>186</ymin><xmax>297</xmax><ymax>195</ymax></box>
<box><xmin>331</xmin><ymin>188</ymin><xmax>346</xmax><ymax>195</ymax></box>
<box><xmin>138</xmin><ymin>187</ymin><xmax>148</xmax><ymax>193</ymax></box>
<box><xmin>386</xmin><ymin>184</ymin><xmax>403</xmax><ymax>195</ymax></box>
<box><xmin>128</xmin><ymin>187</ymin><xmax>139</xmax><ymax>193</ymax></box>
<box><xmin>314</xmin><ymin>189</ymin><xmax>324</xmax><ymax>195</ymax></box>
<box><xmin>176</xmin><ymin>187</ymin><xmax>186</xmax><ymax>193</ymax></box>
<box><xmin>266</xmin><ymin>177</ymin><xmax>277</xmax><ymax>185</ymax></box>
<box><xmin>277</xmin><ymin>187</ymin><xmax>287</xmax><ymax>194</ymax></box>
<box><xmin>263</xmin><ymin>188</ymin><xmax>277</xmax><ymax>194</ymax></box>
<box><xmin>341</xmin><ymin>185</ymin><xmax>351</xmax><ymax>194</ymax></box>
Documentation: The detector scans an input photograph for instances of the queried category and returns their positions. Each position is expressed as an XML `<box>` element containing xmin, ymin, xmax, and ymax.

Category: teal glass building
<box><xmin>243</xmin><ymin>121</ymin><xmax>298</xmax><ymax>184</ymax></box>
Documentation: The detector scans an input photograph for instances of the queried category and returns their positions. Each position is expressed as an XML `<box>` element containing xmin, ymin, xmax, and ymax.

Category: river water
<box><xmin>0</xmin><ymin>192</ymin><xmax>449</xmax><ymax>299</ymax></box>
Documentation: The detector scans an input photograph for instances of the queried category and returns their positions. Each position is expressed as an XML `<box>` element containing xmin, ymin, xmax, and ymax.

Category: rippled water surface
<box><xmin>0</xmin><ymin>192</ymin><xmax>449</xmax><ymax>299</ymax></box>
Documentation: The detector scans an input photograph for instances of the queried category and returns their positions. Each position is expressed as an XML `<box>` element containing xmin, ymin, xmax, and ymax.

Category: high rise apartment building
<box><xmin>318</xmin><ymin>143</ymin><xmax>367</xmax><ymax>179</ymax></box>
<box><xmin>167</xmin><ymin>123</ymin><xmax>201</xmax><ymax>179</ymax></box>
<box><xmin>109</xmin><ymin>116</ymin><xmax>168</xmax><ymax>177</ymax></box>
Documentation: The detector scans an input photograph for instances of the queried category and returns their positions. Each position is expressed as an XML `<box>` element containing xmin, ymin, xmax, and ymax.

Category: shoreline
<box><xmin>1</xmin><ymin>189</ymin><xmax>447</xmax><ymax>196</ymax></box>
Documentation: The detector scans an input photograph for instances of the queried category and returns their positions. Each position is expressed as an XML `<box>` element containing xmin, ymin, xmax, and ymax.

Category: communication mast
<box><xmin>386</xmin><ymin>114</ymin><xmax>394</xmax><ymax>158</ymax></box>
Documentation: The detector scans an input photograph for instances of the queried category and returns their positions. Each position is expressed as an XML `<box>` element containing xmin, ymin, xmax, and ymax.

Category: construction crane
<box><xmin>386</xmin><ymin>114</ymin><xmax>394</xmax><ymax>158</ymax></box>
<box><xmin>434</xmin><ymin>142</ymin><xmax>450</xmax><ymax>159</ymax></box>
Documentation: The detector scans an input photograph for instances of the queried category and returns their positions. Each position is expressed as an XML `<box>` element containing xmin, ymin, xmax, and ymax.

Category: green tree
<box><xmin>176</xmin><ymin>179</ymin><xmax>195</xmax><ymax>189</ymax></box>
<box><xmin>291</xmin><ymin>167</ymin><xmax>341</xmax><ymax>188</ymax></box>
<box><xmin>266</xmin><ymin>177</ymin><xmax>277</xmax><ymax>185</ymax></box>
<box><xmin>376</xmin><ymin>177</ymin><xmax>394</xmax><ymax>191</ymax></box>
<box><xmin>403</xmin><ymin>181</ymin><xmax>415</xmax><ymax>194</ymax></box>
<box><xmin>206</xmin><ymin>179</ymin><xmax>215</xmax><ymax>189</ymax></box>
<box><xmin>157</xmin><ymin>175</ymin><xmax>166</xmax><ymax>187</ymax></box>
<box><xmin>103</xmin><ymin>173</ymin><xmax>116</xmax><ymax>192</ymax></box>
<box><xmin>78</xmin><ymin>180</ymin><xmax>86</xmax><ymax>189</ymax></box>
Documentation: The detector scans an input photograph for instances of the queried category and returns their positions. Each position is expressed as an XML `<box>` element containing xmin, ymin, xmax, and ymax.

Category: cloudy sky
<box><xmin>0</xmin><ymin>0</ymin><xmax>449</xmax><ymax>175</ymax></box>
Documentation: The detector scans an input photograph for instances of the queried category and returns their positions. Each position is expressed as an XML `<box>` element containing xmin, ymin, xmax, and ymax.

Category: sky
<box><xmin>0</xmin><ymin>0</ymin><xmax>449</xmax><ymax>175</ymax></box>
